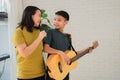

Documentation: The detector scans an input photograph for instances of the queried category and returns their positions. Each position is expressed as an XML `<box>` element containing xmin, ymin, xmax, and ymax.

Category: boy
<box><xmin>44</xmin><ymin>10</ymin><xmax>92</xmax><ymax>80</ymax></box>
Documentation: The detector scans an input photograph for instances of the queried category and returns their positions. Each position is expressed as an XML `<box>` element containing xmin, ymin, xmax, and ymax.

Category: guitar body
<box><xmin>46</xmin><ymin>41</ymin><xmax>99</xmax><ymax>80</ymax></box>
<box><xmin>46</xmin><ymin>50</ymin><xmax>78</xmax><ymax>80</ymax></box>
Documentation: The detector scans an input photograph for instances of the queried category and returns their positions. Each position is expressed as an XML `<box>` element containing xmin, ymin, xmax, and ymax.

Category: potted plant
<box><xmin>40</xmin><ymin>9</ymin><xmax>52</xmax><ymax>31</ymax></box>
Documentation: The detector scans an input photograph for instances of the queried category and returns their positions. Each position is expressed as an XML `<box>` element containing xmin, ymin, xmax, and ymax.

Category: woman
<box><xmin>12</xmin><ymin>6</ymin><xmax>46</xmax><ymax>80</ymax></box>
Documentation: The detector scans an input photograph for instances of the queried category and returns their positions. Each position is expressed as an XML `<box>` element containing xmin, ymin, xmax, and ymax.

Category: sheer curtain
<box><xmin>8</xmin><ymin>0</ymin><xmax>24</xmax><ymax>80</ymax></box>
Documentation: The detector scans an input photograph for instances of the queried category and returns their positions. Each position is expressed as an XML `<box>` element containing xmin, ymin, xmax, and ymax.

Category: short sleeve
<box><xmin>43</xmin><ymin>29</ymin><xmax>52</xmax><ymax>45</ymax></box>
<box><xmin>12</xmin><ymin>29</ymin><xmax>25</xmax><ymax>47</ymax></box>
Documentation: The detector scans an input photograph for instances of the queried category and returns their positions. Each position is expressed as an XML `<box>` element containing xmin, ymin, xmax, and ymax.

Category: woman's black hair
<box><xmin>18</xmin><ymin>6</ymin><xmax>41</xmax><ymax>32</ymax></box>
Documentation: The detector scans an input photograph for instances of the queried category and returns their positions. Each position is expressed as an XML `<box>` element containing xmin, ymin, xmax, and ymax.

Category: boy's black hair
<box><xmin>55</xmin><ymin>10</ymin><xmax>69</xmax><ymax>21</ymax></box>
<box><xmin>18</xmin><ymin>6</ymin><xmax>41</xmax><ymax>32</ymax></box>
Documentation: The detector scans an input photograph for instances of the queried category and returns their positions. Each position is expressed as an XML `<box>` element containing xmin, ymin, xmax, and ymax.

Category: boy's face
<box><xmin>53</xmin><ymin>15</ymin><xmax>68</xmax><ymax>29</ymax></box>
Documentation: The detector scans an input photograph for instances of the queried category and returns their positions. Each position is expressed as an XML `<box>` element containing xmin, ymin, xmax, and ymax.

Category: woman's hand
<box><xmin>39</xmin><ymin>30</ymin><xmax>47</xmax><ymax>39</ymax></box>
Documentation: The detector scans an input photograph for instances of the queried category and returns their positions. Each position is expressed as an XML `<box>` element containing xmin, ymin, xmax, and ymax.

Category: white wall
<box><xmin>22</xmin><ymin>0</ymin><xmax>120</xmax><ymax>80</ymax></box>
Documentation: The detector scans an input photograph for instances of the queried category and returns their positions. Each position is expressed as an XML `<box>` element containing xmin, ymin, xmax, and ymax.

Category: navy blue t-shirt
<box><xmin>44</xmin><ymin>29</ymin><xmax>71</xmax><ymax>52</ymax></box>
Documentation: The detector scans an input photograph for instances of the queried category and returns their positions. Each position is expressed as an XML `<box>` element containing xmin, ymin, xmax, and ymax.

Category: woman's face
<box><xmin>32</xmin><ymin>10</ymin><xmax>41</xmax><ymax>27</ymax></box>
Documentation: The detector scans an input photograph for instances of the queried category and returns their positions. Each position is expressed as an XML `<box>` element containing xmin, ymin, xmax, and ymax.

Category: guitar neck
<box><xmin>70</xmin><ymin>46</ymin><xmax>94</xmax><ymax>63</ymax></box>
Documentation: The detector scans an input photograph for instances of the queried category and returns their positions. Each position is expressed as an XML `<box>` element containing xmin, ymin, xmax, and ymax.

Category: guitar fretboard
<box><xmin>70</xmin><ymin>46</ymin><xmax>93</xmax><ymax>63</ymax></box>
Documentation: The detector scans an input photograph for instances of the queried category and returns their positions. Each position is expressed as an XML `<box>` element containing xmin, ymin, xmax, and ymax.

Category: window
<box><xmin>0</xmin><ymin>0</ymin><xmax>8</xmax><ymax>18</ymax></box>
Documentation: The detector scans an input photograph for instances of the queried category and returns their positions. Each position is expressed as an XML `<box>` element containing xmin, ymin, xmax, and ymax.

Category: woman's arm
<box><xmin>16</xmin><ymin>30</ymin><xmax>46</xmax><ymax>58</ymax></box>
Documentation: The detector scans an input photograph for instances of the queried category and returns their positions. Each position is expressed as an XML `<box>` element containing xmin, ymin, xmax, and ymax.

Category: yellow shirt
<box><xmin>12</xmin><ymin>27</ymin><xmax>45</xmax><ymax>79</ymax></box>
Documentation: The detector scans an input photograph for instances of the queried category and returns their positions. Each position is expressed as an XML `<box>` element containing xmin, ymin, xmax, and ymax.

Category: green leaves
<box><xmin>41</xmin><ymin>9</ymin><xmax>48</xmax><ymax>19</ymax></box>
<box><xmin>41</xmin><ymin>24</ymin><xmax>51</xmax><ymax>32</ymax></box>
<box><xmin>41</xmin><ymin>12</ymin><xmax>48</xmax><ymax>19</ymax></box>
<box><xmin>41</xmin><ymin>9</ymin><xmax>52</xmax><ymax>31</ymax></box>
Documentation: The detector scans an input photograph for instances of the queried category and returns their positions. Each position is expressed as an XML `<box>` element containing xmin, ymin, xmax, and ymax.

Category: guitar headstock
<box><xmin>92</xmin><ymin>41</ymin><xmax>99</xmax><ymax>49</ymax></box>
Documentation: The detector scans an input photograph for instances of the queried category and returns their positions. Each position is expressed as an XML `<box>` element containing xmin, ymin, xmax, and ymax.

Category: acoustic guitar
<box><xmin>46</xmin><ymin>41</ymin><xmax>99</xmax><ymax>80</ymax></box>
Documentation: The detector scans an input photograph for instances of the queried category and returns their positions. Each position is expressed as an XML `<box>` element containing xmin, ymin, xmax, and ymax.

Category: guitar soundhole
<box><xmin>58</xmin><ymin>62</ymin><xmax>63</xmax><ymax>73</ymax></box>
<box><xmin>47</xmin><ymin>67</ymin><xmax>51</xmax><ymax>72</ymax></box>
